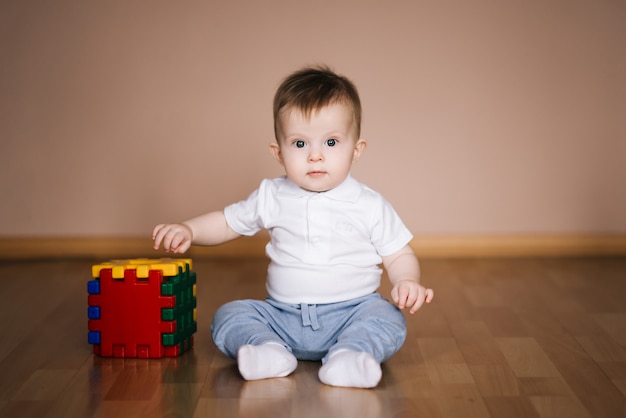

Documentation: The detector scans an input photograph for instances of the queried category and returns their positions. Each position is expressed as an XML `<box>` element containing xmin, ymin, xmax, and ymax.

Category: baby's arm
<box><xmin>382</xmin><ymin>245</ymin><xmax>434</xmax><ymax>314</ymax></box>
<box><xmin>152</xmin><ymin>211</ymin><xmax>241</xmax><ymax>254</ymax></box>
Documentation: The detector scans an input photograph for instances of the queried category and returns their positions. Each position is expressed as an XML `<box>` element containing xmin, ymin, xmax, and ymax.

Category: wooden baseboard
<box><xmin>0</xmin><ymin>234</ymin><xmax>625</xmax><ymax>260</ymax></box>
<box><xmin>409</xmin><ymin>234</ymin><xmax>626</xmax><ymax>258</ymax></box>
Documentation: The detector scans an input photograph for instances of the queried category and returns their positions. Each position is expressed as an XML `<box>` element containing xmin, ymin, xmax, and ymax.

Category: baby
<box><xmin>152</xmin><ymin>66</ymin><xmax>433</xmax><ymax>388</ymax></box>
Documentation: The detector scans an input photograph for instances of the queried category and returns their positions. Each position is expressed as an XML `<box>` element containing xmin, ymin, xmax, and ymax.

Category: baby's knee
<box><xmin>210</xmin><ymin>301</ymin><xmax>248</xmax><ymax>352</ymax></box>
<box><xmin>211</xmin><ymin>300</ymin><xmax>267</xmax><ymax>339</ymax></box>
<box><xmin>367</xmin><ymin>299</ymin><xmax>408</xmax><ymax>349</ymax></box>
<box><xmin>369</xmin><ymin>297</ymin><xmax>407</xmax><ymax>328</ymax></box>
<box><xmin>213</xmin><ymin>300</ymin><xmax>250</xmax><ymax>321</ymax></box>
<box><xmin>213</xmin><ymin>299</ymin><xmax>253</xmax><ymax>325</ymax></box>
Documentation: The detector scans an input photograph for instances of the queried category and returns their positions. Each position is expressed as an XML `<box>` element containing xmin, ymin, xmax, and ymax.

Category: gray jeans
<box><xmin>210</xmin><ymin>292</ymin><xmax>407</xmax><ymax>364</ymax></box>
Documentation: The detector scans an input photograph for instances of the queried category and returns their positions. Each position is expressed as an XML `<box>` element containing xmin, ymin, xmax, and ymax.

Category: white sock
<box><xmin>318</xmin><ymin>350</ymin><xmax>382</xmax><ymax>388</ymax></box>
<box><xmin>237</xmin><ymin>343</ymin><xmax>297</xmax><ymax>381</ymax></box>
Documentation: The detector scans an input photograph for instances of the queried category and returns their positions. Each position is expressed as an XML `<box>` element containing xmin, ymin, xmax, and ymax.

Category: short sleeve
<box><xmin>370</xmin><ymin>196</ymin><xmax>413</xmax><ymax>256</ymax></box>
<box><xmin>223</xmin><ymin>183</ymin><xmax>267</xmax><ymax>236</ymax></box>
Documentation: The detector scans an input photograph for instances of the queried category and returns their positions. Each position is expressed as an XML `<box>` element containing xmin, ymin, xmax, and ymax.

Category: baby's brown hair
<box><xmin>273</xmin><ymin>65</ymin><xmax>362</xmax><ymax>139</ymax></box>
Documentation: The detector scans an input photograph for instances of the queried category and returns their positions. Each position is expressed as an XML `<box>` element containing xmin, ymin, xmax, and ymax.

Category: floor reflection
<box><xmin>209</xmin><ymin>361</ymin><xmax>384</xmax><ymax>418</ymax></box>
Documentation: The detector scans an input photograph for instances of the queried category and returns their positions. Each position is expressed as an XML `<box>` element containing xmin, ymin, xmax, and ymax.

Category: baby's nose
<box><xmin>308</xmin><ymin>149</ymin><xmax>324</xmax><ymax>162</ymax></box>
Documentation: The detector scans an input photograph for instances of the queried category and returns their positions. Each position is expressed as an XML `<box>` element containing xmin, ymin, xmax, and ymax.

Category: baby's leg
<box><xmin>211</xmin><ymin>300</ymin><xmax>297</xmax><ymax>380</ymax></box>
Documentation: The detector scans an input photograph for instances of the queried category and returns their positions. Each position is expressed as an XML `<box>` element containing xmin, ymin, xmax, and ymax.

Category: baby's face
<box><xmin>271</xmin><ymin>103</ymin><xmax>366</xmax><ymax>192</ymax></box>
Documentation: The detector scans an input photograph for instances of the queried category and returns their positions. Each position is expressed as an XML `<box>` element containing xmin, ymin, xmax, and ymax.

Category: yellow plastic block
<box><xmin>92</xmin><ymin>258</ymin><xmax>193</xmax><ymax>279</ymax></box>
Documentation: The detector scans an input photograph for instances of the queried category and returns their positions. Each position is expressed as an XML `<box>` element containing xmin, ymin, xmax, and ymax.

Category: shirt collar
<box><xmin>276</xmin><ymin>175</ymin><xmax>361</xmax><ymax>202</ymax></box>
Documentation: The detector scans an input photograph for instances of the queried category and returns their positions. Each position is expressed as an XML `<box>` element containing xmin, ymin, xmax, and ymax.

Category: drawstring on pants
<box><xmin>300</xmin><ymin>303</ymin><xmax>320</xmax><ymax>330</ymax></box>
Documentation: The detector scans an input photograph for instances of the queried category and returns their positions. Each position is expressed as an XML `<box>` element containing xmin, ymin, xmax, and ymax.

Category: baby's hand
<box><xmin>391</xmin><ymin>280</ymin><xmax>434</xmax><ymax>314</ymax></box>
<box><xmin>152</xmin><ymin>223</ymin><xmax>193</xmax><ymax>254</ymax></box>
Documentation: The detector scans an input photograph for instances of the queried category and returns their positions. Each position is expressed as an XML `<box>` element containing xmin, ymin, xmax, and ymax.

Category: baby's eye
<box><xmin>325</xmin><ymin>138</ymin><xmax>337</xmax><ymax>147</ymax></box>
<box><xmin>295</xmin><ymin>140</ymin><xmax>305</xmax><ymax>148</ymax></box>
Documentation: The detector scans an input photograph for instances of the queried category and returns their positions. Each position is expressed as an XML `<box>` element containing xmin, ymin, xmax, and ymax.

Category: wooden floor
<box><xmin>0</xmin><ymin>257</ymin><xmax>625</xmax><ymax>417</ymax></box>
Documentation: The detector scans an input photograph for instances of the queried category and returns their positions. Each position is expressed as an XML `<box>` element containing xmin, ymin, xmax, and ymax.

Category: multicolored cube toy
<box><xmin>87</xmin><ymin>258</ymin><xmax>197</xmax><ymax>358</ymax></box>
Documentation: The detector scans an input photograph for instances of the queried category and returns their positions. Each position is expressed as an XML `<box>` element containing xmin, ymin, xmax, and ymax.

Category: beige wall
<box><xmin>1</xmin><ymin>0</ymin><xmax>624</xmax><ymax>238</ymax></box>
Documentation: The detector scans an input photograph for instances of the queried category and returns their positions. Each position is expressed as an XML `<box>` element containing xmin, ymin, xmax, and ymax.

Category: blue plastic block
<box><xmin>88</xmin><ymin>280</ymin><xmax>100</xmax><ymax>295</ymax></box>
<box><xmin>88</xmin><ymin>306</ymin><xmax>100</xmax><ymax>319</ymax></box>
<box><xmin>88</xmin><ymin>331</ymin><xmax>101</xmax><ymax>344</ymax></box>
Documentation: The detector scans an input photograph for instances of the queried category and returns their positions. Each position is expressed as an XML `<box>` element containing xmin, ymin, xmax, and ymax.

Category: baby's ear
<box><xmin>353</xmin><ymin>138</ymin><xmax>367</xmax><ymax>162</ymax></box>
<box><xmin>269</xmin><ymin>142</ymin><xmax>283</xmax><ymax>164</ymax></box>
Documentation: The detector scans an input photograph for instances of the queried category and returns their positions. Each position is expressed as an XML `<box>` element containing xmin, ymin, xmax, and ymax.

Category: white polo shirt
<box><xmin>223</xmin><ymin>176</ymin><xmax>413</xmax><ymax>304</ymax></box>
